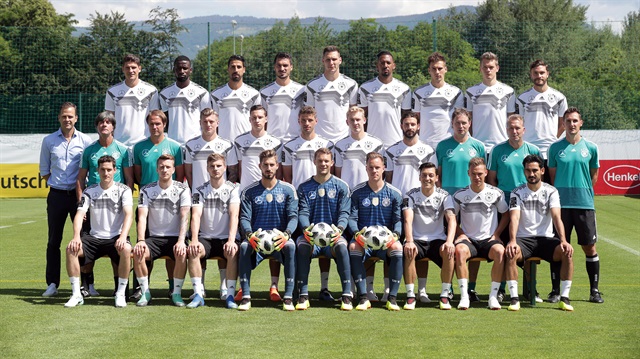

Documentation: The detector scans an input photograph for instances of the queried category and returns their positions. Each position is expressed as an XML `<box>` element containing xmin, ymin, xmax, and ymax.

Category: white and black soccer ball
<box><xmin>362</xmin><ymin>225</ymin><xmax>392</xmax><ymax>250</ymax></box>
<box><xmin>257</xmin><ymin>229</ymin><xmax>278</xmax><ymax>255</ymax></box>
<box><xmin>312</xmin><ymin>222</ymin><xmax>335</xmax><ymax>247</ymax></box>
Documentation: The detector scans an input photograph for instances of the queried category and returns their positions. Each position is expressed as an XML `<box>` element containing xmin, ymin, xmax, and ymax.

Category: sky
<box><xmin>51</xmin><ymin>0</ymin><xmax>639</xmax><ymax>31</ymax></box>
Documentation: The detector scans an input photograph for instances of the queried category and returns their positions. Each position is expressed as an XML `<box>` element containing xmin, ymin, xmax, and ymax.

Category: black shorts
<box><xmin>561</xmin><ymin>208</ymin><xmax>597</xmax><ymax>246</ymax></box>
<box><xmin>200</xmin><ymin>237</ymin><xmax>239</xmax><ymax>260</ymax></box>
<box><xmin>413</xmin><ymin>239</ymin><xmax>446</xmax><ymax>268</ymax></box>
<box><xmin>516</xmin><ymin>237</ymin><xmax>560</xmax><ymax>263</ymax></box>
<box><xmin>459</xmin><ymin>238</ymin><xmax>502</xmax><ymax>262</ymax></box>
<box><xmin>145</xmin><ymin>236</ymin><xmax>179</xmax><ymax>260</ymax></box>
<box><xmin>81</xmin><ymin>234</ymin><xmax>130</xmax><ymax>265</ymax></box>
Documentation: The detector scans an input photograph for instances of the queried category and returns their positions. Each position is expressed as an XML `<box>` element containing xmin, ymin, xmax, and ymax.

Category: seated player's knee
<box><xmin>348</xmin><ymin>241</ymin><xmax>360</xmax><ymax>252</ymax></box>
<box><xmin>455</xmin><ymin>246</ymin><xmax>468</xmax><ymax>260</ymax></box>
<box><xmin>388</xmin><ymin>241</ymin><xmax>402</xmax><ymax>251</ymax></box>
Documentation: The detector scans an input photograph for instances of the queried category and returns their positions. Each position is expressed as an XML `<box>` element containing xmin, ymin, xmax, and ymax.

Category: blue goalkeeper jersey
<box><xmin>297</xmin><ymin>175</ymin><xmax>351</xmax><ymax>230</ymax></box>
<box><xmin>240</xmin><ymin>180</ymin><xmax>298</xmax><ymax>237</ymax></box>
<box><xmin>348</xmin><ymin>181</ymin><xmax>403</xmax><ymax>235</ymax></box>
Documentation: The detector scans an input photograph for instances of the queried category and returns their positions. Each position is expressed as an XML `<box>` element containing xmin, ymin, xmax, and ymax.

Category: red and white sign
<box><xmin>595</xmin><ymin>160</ymin><xmax>640</xmax><ymax>195</ymax></box>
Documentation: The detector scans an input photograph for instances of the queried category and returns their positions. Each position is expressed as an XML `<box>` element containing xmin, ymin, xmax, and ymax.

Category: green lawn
<box><xmin>1</xmin><ymin>197</ymin><xmax>639</xmax><ymax>358</ymax></box>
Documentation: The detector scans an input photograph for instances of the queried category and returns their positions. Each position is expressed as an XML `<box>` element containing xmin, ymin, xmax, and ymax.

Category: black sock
<box><xmin>87</xmin><ymin>272</ymin><xmax>95</xmax><ymax>286</ymax></box>
<box><xmin>586</xmin><ymin>254</ymin><xmax>600</xmax><ymax>292</ymax></box>
<box><xmin>81</xmin><ymin>272</ymin><xmax>88</xmax><ymax>288</ymax></box>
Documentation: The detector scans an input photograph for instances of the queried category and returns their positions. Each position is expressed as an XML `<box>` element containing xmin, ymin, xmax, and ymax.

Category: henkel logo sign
<box><xmin>603</xmin><ymin>165</ymin><xmax>640</xmax><ymax>190</ymax></box>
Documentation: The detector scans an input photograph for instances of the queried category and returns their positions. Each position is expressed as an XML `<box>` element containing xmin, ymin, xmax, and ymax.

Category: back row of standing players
<box><xmin>47</xmin><ymin>45</ymin><xmax>602</xmax><ymax>309</ymax></box>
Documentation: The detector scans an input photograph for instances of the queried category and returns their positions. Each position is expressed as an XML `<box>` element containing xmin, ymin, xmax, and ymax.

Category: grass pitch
<box><xmin>1</xmin><ymin>196</ymin><xmax>639</xmax><ymax>358</ymax></box>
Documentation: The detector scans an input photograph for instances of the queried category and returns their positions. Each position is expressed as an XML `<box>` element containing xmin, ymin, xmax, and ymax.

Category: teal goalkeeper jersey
<box><xmin>81</xmin><ymin>140</ymin><xmax>131</xmax><ymax>186</ymax></box>
<box><xmin>133</xmin><ymin>137</ymin><xmax>183</xmax><ymax>187</ymax></box>
<box><xmin>548</xmin><ymin>137</ymin><xmax>599</xmax><ymax>209</ymax></box>
<box><xmin>436</xmin><ymin>136</ymin><xmax>486</xmax><ymax>195</ymax></box>
<box><xmin>488</xmin><ymin>140</ymin><xmax>540</xmax><ymax>194</ymax></box>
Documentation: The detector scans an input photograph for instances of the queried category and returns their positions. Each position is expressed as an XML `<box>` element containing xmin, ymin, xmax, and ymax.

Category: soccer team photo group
<box><xmin>40</xmin><ymin>45</ymin><xmax>605</xmax><ymax>314</ymax></box>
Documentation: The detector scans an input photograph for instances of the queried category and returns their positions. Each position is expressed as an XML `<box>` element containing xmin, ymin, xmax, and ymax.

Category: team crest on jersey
<box><xmin>559</xmin><ymin>150</ymin><xmax>566</xmax><ymax>158</ymax></box>
<box><xmin>485</xmin><ymin>192</ymin><xmax>495</xmax><ymax>202</ymax></box>
<box><xmin>187</xmin><ymin>89</ymin><xmax>196</xmax><ymax>97</ymax></box>
<box><xmin>327</xmin><ymin>189</ymin><xmax>336</xmax><ymax>199</ymax></box>
<box><xmin>276</xmin><ymin>193</ymin><xmax>285</xmax><ymax>203</ymax></box>
<box><xmin>214</xmin><ymin>142</ymin><xmax>224</xmax><ymax>152</ymax></box>
<box><xmin>162</xmin><ymin>148</ymin><xmax>171</xmax><ymax>155</ymax></box>
<box><xmin>372</xmin><ymin>197</ymin><xmax>379</xmax><ymax>206</ymax></box>
<box><xmin>362</xmin><ymin>198</ymin><xmax>371</xmax><ymax>207</ymax></box>
<box><xmin>364</xmin><ymin>141</ymin><xmax>373</xmax><ymax>151</ymax></box>
<box><xmin>433</xmin><ymin>197</ymin><xmax>441</xmax><ymax>206</ymax></box>
<box><xmin>581</xmin><ymin>148</ymin><xmax>589</xmax><ymax>158</ymax></box>
<box><xmin>337</xmin><ymin>82</ymin><xmax>346</xmax><ymax>91</ymax></box>
<box><xmin>241</xmin><ymin>90</ymin><xmax>250</xmax><ymax>98</ymax></box>
<box><xmin>392</xmin><ymin>85</ymin><xmax>400</xmax><ymax>93</ymax></box>
<box><xmin>137</xmin><ymin>88</ymin><xmax>146</xmax><ymax>96</ymax></box>
<box><xmin>417</xmin><ymin>147</ymin><xmax>426</xmax><ymax>156</ymax></box>
<box><xmin>309</xmin><ymin>191</ymin><xmax>317</xmax><ymax>200</ymax></box>
<box><xmin>382</xmin><ymin>197</ymin><xmax>391</xmax><ymax>207</ymax></box>
<box><xmin>318</xmin><ymin>188</ymin><xmax>325</xmax><ymax>197</ymax></box>
<box><xmin>501</xmin><ymin>155</ymin><xmax>508</xmax><ymax>162</ymax></box>
<box><xmin>446</xmin><ymin>149</ymin><xmax>455</xmax><ymax>158</ymax></box>
<box><xmin>91</xmin><ymin>153</ymin><xmax>99</xmax><ymax>160</ymax></box>
<box><xmin>255</xmin><ymin>196</ymin><xmax>263</xmax><ymax>204</ymax></box>
<box><xmin>142</xmin><ymin>149</ymin><xmax>150</xmax><ymax>157</ymax></box>
<box><xmin>469</xmin><ymin>149</ymin><xmax>477</xmax><ymax>157</ymax></box>
<box><xmin>495</xmin><ymin>87</ymin><xmax>504</xmax><ymax>96</ymax></box>
<box><xmin>548</xmin><ymin>94</ymin><xmax>556</xmax><ymax>102</ymax></box>
<box><xmin>445</xmin><ymin>88</ymin><xmax>454</xmax><ymax>97</ymax></box>
<box><xmin>112</xmin><ymin>152</ymin><xmax>120</xmax><ymax>160</ymax></box>
<box><xmin>264</xmin><ymin>139</ymin><xmax>273</xmax><ymax>147</ymax></box>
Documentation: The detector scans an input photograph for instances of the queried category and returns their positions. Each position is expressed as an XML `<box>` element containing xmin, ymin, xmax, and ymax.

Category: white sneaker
<box><xmin>115</xmin><ymin>294</ymin><xmax>127</xmax><ymax>308</ymax></box>
<box><xmin>458</xmin><ymin>297</ymin><xmax>470</xmax><ymax>310</ymax></box>
<box><xmin>380</xmin><ymin>290</ymin><xmax>390</xmax><ymax>302</ymax></box>
<box><xmin>42</xmin><ymin>283</ymin><xmax>58</xmax><ymax>297</ymax></box>
<box><xmin>419</xmin><ymin>291</ymin><xmax>431</xmax><ymax>303</ymax></box>
<box><xmin>219</xmin><ymin>287</ymin><xmax>228</xmax><ymax>300</ymax></box>
<box><xmin>88</xmin><ymin>285</ymin><xmax>100</xmax><ymax>297</ymax></box>
<box><xmin>488</xmin><ymin>296</ymin><xmax>501</xmax><ymax>310</ymax></box>
<box><xmin>366</xmin><ymin>290</ymin><xmax>379</xmax><ymax>302</ymax></box>
<box><xmin>64</xmin><ymin>295</ymin><xmax>84</xmax><ymax>308</ymax></box>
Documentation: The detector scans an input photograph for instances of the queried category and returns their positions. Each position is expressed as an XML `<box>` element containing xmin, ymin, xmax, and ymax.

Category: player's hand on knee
<box><xmin>115</xmin><ymin>238</ymin><xmax>128</xmax><ymax>252</ymax></box>
<box><xmin>224</xmin><ymin>240</ymin><xmax>238</xmax><ymax>257</ymax></box>
<box><xmin>404</xmin><ymin>241</ymin><xmax>417</xmax><ymax>259</ymax></box>
<box><xmin>505</xmin><ymin>242</ymin><xmax>519</xmax><ymax>259</ymax></box>
<box><xmin>174</xmin><ymin>241</ymin><xmax>187</xmax><ymax>257</ymax></box>
<box><xmin>560</xmin><ymin>242</ymin><xmax>573</xmax><ymax>258</ymax></box>
<box><xmin>134</xmin><ymin>241</ymin><xmax>147</xmax><ymax>257</ymax></box>
<box><xmin>188</xmin><ymin>241</ymin><xmax>201</xmax><ymax>258</ymax></box>
<box><xmin>442</xmin><ymin>241</ymin><xmax>455</xmax><ymax>259</ymax></box>
<box><xmin>67</xmin><ymin>238</ymin><xmax>82</xmax><ymax>256</ymax></box>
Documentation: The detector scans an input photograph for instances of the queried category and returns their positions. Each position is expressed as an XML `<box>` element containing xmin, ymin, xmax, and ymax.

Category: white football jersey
<box><xmin>105</xmin><ymin>80</ymin><xmax>159</xmax><ymax>146</ymax></box>
<box><xmin>305</xmin><ymin>74</ymin><xmax>358</xmax><ymax>143</ymax></box>
<box><xmin>138</xmin><ymin>180</ymin><xmax>191</xmax><ymax>237</ymax></box>
<box><xmin>159</xmin><ymin>81</ymin><xmax>211</xmax><ymax>144</ymax></box>
<box><xmin>234</xmin><ymin>132</ymin><xmax>282</xmax><ymax>190</ymax></box>
<box><xmin>184</xmin><ymin>135</ymin><xmax>237</xmax><ymax>190</ymax></box>
<box><xmin>412</xmin><ymin>82</ymin><xmax>464</xmax><ymax>149</ymax></box>
<box><xmin>192</xmin><ymin>180</ymin><xmax>240</xmax><ymax>239</ymax></box>
<box><xmin>384</xmin><ymin>140</ymin><xmax>437</xmax><ymax>196</ymax></box>
<box><xmin>453</xmin><ymin>184</ymin><xmax>508</xmax><ymax>241</ymax></box>
<box><xmin>516</xmin><ymin>87</ymin><xmax>568</xmax><ymax>159</ymax></box>
<box><xmin>510</xmin><ymin>182</ymin><xmax>561</xmax><ymax>238</ymax></box>
<box><xmin>465</xmin><ymin>82</ymin><xmax>516</xmax><ymax>153</ymax></box>
<box><xmin>403</xmin><ymin>187</ymin><xmax>454</xmax><ymax>241</ymax></box>
<box><xmin>211</xmin><ymin>83</ymin><xmax>262</xmax><ymax>142</ymax></box>
<box><xmin>260</xmin><ymin>81</ymin><xmax>306</xmax><ymax>143</ymax></box>
<box><xmin>358</xmin><ymin>77</ymin><xmax>411</xmax><ymax>148</ymax></box>
<box><xmin>78</xmin><ymin>182</ymin><xmax>133</xmax><ymax>239</ymax></box>
<box><xmin>333</xmin><ymin>133</ymin><xmax>384</xmax><ymax>189</ymax></box>
<box><xmin>281</xmin><ymin>135</ymin><xmax>334</xmax><ymax>189</ymax></box>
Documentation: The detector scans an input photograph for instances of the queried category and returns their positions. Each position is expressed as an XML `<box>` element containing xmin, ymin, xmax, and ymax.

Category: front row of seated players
<box><xmin>64</xmin><ymin>149</ymin><xmax>574</xmax><ymax>311</ymax></box>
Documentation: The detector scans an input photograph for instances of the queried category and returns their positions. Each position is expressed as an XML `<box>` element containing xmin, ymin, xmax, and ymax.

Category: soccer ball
<box><xmin>362</xmin><ymin>225</ymin><xmax>392</xmax><ymax>250</ymax></box>
<box><xmin>311</xmin><ymin>222</ymin><xmax>336</xmax><ymax>247</ymax></box>
<box><xmin>256</xmin><ymin>229</ymin><xmax>278</xmax><ymax>255</ymax></box>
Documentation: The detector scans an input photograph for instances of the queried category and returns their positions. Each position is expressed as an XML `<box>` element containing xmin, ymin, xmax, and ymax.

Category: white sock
<box><xmin>489</xmin><ymin>281</ymin><xmax>500</xmax><ymax>299</ymax></box>
<box><xmin>173</xmin><ymin>278</ymin><xmax>184</xmax><ymax>295</ymax></box>
<box><xmin>219</xmin><ymin>269</ymin><xmax>227</xmax><ymax>290</ymax></box>
<box><xmin>418</xmin><ymin>277</ymin><xmax>427</xmax><ymax>292</ymax></box>
<box><xmin>137</xmin><ymin>277</ymin><xmax>149</xmax><ymax>293</ymax></box>
<box><xmin>116</xmin><ymin>278</ymin><xmax>128</xmax><ymax>296</ymax></box>
<box><xmin>227</xmin><ymin>280</ymin><xmax>236</xmax><ymax>298</ymax></box>
<box><xmin>560</xmin><ymin>280</ymin><xmax>572</xmax><ymax>298</ymax></box>
<box><xmin>441</xmin><ymin>283</ymin><xmax>451</xmax><ymax>297</ymax></box>
<box><xmin>271</xmin><ymin>276</ymin><xmax>279</xmax><ymax>289</ymax></box>
<box><xmin>506</xmin><ymin>280</ymin><xmax>518</xmax><ymax>299</ymax></box>
<box><xmin>321</xmin><ymin>272</ymin><xmax>329</xmax><ymax>290</ymax></box>
<box><xmin>366</xmin><ymin>276</ymin><xmax>374</xmax><ymax>292</ymax></box>
<box><xmin>405</xmin><ymin>283</ymin><xmax>415</xmax><ymax>298</ymax></box>
<box><xmin>383</xmin><ymin>277</ymin><xmax>389</xmax><ymax>292</ymax></box>
<box><xmin>191</xmin><ymin>277</ymin><xmax>203</xmax><ymax>296</ymax></box>
<box><xmin>458</xmin><ymin>278</ymin><xmax>469</xmax><ymax>300</ymax></box>
<box><xmin>70</xmin><ymin>277</ymin><xmax>81</xmax><ymax>297</ymax></box>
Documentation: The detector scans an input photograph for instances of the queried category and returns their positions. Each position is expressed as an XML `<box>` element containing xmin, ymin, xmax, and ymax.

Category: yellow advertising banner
<box><xmin>0</xmin><ymin>164</ymin><xmax>50</xmax><ymax>197</ymax></box>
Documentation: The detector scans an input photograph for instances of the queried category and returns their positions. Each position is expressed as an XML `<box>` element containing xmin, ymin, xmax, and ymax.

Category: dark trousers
<box><xmin>46</xmin><ymin>188</ymin><xmax>78</xmax><ymax>286</ymax></box>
